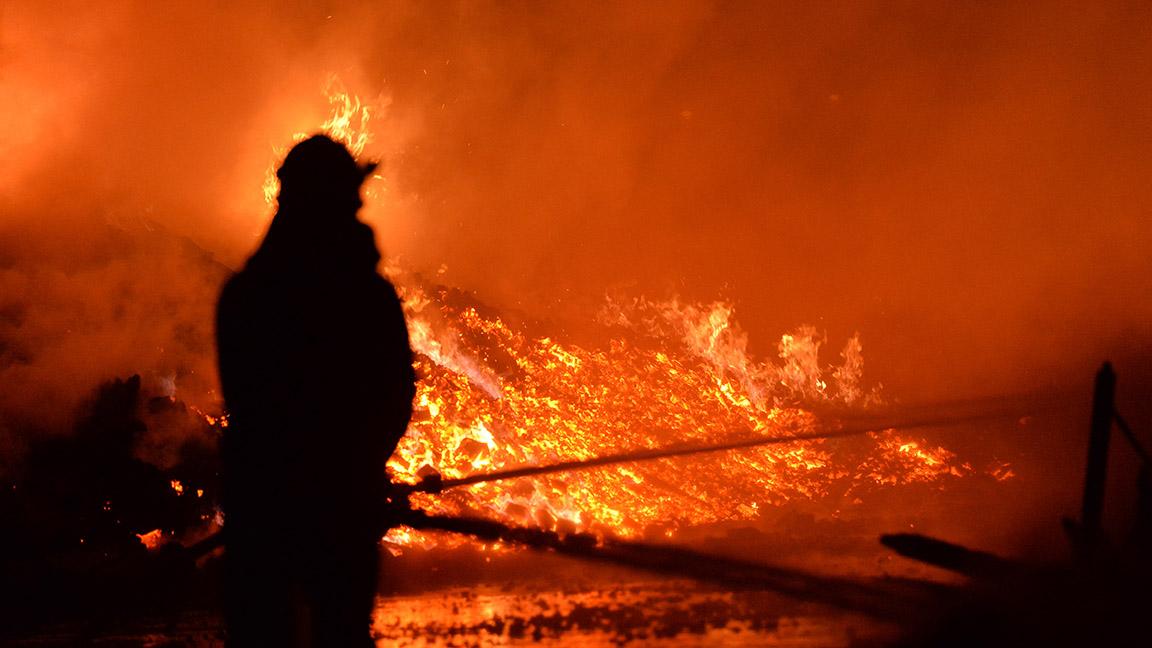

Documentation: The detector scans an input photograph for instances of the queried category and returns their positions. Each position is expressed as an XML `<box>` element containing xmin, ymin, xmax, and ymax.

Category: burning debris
<box><xmin>0</xmin><ymin>374</ymin><xmax>223</xmax><ymax>632</ymax></box>
<box><xmin>12</xmin><ymin>375</ymin><xmax>220</xmax><ymax>554</ymax></box>
<box><xmin>385</xmin><ymin>281</ymin><xmax>986</xmax><ymax>550</ymax></box>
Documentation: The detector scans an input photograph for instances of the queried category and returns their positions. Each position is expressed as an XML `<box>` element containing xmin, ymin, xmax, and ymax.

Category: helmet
<box><xmin>275</xmin><ymin>134</ymin><xmax>377</xmax><ymax>197</ymax></box>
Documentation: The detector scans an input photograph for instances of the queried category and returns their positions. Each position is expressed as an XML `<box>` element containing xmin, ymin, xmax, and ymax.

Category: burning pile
<box><xmin>382</xmin><ymin>284</ymin><xmax>972</xmax><ymax>548</ymax></box>
<box><xmin>250</xmin><ymin>81</ymin><xmax>985</xmax><ymax>550</ymax></box>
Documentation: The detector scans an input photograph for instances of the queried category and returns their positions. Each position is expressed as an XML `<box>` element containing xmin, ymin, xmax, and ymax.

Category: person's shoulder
<box><xmin>220</xmin><ymin>265</ymin><xmax>256</xmax><ymax>293</ymax></box>
<box><xmin>217</xmin><ymin>271</ymin><xmax>242</xmax><ymax>303</ymax></box>
<box><xmin>217</xmin><ymin>267</ymin><xmax>262</xmax><ymax>314</ymax></box>
<box><xmin>370</xmin><ymin>272</ymin><xmax>402</xmax><ymax>303</ymax></box>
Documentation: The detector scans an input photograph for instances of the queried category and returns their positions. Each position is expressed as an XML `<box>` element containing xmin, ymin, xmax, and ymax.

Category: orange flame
<box><xmin>382</xmin><ymin>284</ymin><xmax>976</xmax><ymax>551</ymax></box>
<box><xmin>262</xmin><ymin>76</ymin><xmax>377</xmax><ymax>208</ymax></box>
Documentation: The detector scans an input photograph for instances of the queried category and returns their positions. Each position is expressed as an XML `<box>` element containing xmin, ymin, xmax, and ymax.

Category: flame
<box><xmin>857</xmin><ymin>435</ymin><xmax>970</xmax><ymax>486</ymax></box>
<box><xmin>248</xmin><ymin>84</ymin><xmax>1003</xmax><ymax>552</ymax></box>
<box><xmin>988</xmin><ymin>460</ymin><xmax>1016</xmax><ymax>482</ymax></box>
<box><xmin>262</xmin><ymin>76</ymin><xmax>376</xmax><ymax>207</ymax></box>
<box><xmin>382</xmin><ymin>285</ymin><xmax>976</xmax><ymax>550</ymax></box>
<box><xmin>320</xmin><ymin>80</ymin><xmax>372</xmax><ymax>157</ymax></box>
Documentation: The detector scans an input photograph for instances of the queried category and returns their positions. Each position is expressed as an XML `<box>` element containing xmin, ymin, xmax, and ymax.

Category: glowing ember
<box><xmin>858</xmin><ymin>435</ymin><xmax>969</xmax><ymax>486</ymax></box>
<box><xmin>191</xmin><ymin>405</ymin><xmax>229</xmax><ymax>429</ymax></box>
<box><xmin>987</xmin><ymin>460</ymin><xmax>1017</xmax><ymax>482</ymax></box>
<box><xmin>136</xmin><ymin>528</ymin><xmax>164</xmax><ymax>551</ymax></box>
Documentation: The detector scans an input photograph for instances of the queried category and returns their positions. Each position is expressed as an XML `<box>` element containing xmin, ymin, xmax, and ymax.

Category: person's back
<box><xmin>216</xmin><ymin>135</ymin><xmax>415</xmax><ymax>647</ymax></box>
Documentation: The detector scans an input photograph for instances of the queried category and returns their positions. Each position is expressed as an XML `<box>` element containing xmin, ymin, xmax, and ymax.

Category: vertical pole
<box><xmin>1135</xmin><ymin>465</ymin><xmax>1152</xmax><ymax>550</ymax></box>
<box><xmin>1080</xmin><ymin>361</ymin><xmax>1115</xmax><ymax>556</ymax></box>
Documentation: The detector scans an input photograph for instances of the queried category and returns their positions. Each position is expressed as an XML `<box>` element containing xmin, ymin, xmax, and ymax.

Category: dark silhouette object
<box><xmin>1080</xmin><ymin>361</ymin><xmax>1115</xmax><ymax>560</ymax></box>
<box><xmin>216</xmin><ymin>135</ymin><xmax>415</xmax><ymax>647</ymax></box>
<box><xmin>880</xmin><ymin>533</ymin><xmax>1021</xmax><ymax>580</ymax></box>
<box><xmin>0</xmin><ymin>376</ymin><xmax>219</xmax><ymax>636</ymax></box>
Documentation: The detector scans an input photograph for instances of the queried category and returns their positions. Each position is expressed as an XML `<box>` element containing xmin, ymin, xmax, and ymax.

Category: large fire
<box><xmin>257</xmin><ymin>82</ymin><xmax>994</xmax><ymax>552</ymax></box>
<box><xmin>383</xmin><ymin>286</ymin><xmax>971</xmax><ymax>550</ymax></box>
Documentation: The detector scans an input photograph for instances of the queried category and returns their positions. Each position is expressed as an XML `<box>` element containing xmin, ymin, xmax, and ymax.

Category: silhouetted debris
<box><xmin>892</xmin><ymin>559</ymin><xmax>1152</xmax><ymax>647</ymax></box>
<box><xmin>0</xmin><ymin>375</ymin><xmax>221</xmax><ymax>638</ymax></box>
<box><xmin>890</xmin><ymin>363</ymin><xmax>1152</xmax><ymax>646</ymax></box>
<box><xmin>880</xmin><ymin>533</ymin><xmax>1019</xmax><ymax>580</ymax></box>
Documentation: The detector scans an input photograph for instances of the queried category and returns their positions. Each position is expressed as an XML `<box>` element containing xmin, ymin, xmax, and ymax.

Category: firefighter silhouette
<box><xmin>217</xmin><ymin>135</ymin><xmax>415</xmax><ymax>646</ymax></box>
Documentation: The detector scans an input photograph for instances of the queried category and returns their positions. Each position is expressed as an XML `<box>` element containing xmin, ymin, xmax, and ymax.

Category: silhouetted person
<box><xmin>216</xmin><ymin>135</ymin><xmax>415</xmax><ymax>647</ymax></box>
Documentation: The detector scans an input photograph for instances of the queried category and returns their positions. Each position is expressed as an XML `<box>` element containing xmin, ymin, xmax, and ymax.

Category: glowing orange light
<box><xmin>262</xmin><ymin>77</ymin><xmax>376</xmax><ymax>208</ymax></box>
<box><xmin>380</xmin><ymin>285</ymin><xmax>976</xmax><ymax>551</ymax></box>
<box><xmin>136</xmin><ymin>528</ymin><xmax>164</xmax><ymax>551</ymax></box>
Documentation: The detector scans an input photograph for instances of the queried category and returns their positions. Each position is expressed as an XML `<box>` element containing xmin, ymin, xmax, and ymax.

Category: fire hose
<box><xmin>402</xmin><ymin>402</ymin><xmax>1039</xmax><ymax>495</ymax></box>
<box><xmin>391</xmin><ymin>507</ymin><xmax>955</xmax><ymax>621</ymax></box>
<box><xmin>179</xmin><ymin>504</ymin><xmax>955</xmax><ymax>620</ymax></box>
<box><xmin>185</xmin><ymin>397</ymin><xmax>1052</xmax><ymax>563</ymax></box>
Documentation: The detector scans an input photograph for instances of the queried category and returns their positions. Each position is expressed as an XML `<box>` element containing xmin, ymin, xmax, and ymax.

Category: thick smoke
<box><xmin>2</xmin><ymin>1</ymin><xmax>1150</xmax><ymax>504</ymax></box>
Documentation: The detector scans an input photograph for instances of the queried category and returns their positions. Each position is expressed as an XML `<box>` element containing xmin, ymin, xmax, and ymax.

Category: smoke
<box><xmin>333</xmin><ymin>2</ymin><xmax>1152</xmax><ymax>405</ymax></box>
<box><xmin>0</xmin><ymin>216</ymin><xmax>226</xmax><ymax>467</ymax></box>
<box><xmin>2</xmin><ymin>1</ymin><xmax>1151</xmax><ymax>491</ymax></box>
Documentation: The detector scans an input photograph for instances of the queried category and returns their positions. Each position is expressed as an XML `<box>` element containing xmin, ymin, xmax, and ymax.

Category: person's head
<box><xmin>275</xmin><ymin>134</ymin><xmax>377</xmax><ymax>213</ymax></box>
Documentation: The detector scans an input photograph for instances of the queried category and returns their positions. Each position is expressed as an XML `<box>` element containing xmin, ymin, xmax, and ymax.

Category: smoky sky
<box><xmin>2</xmin><ymin>0</ymin><xmax>1151</xmax><ymax>458</ymax></box>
